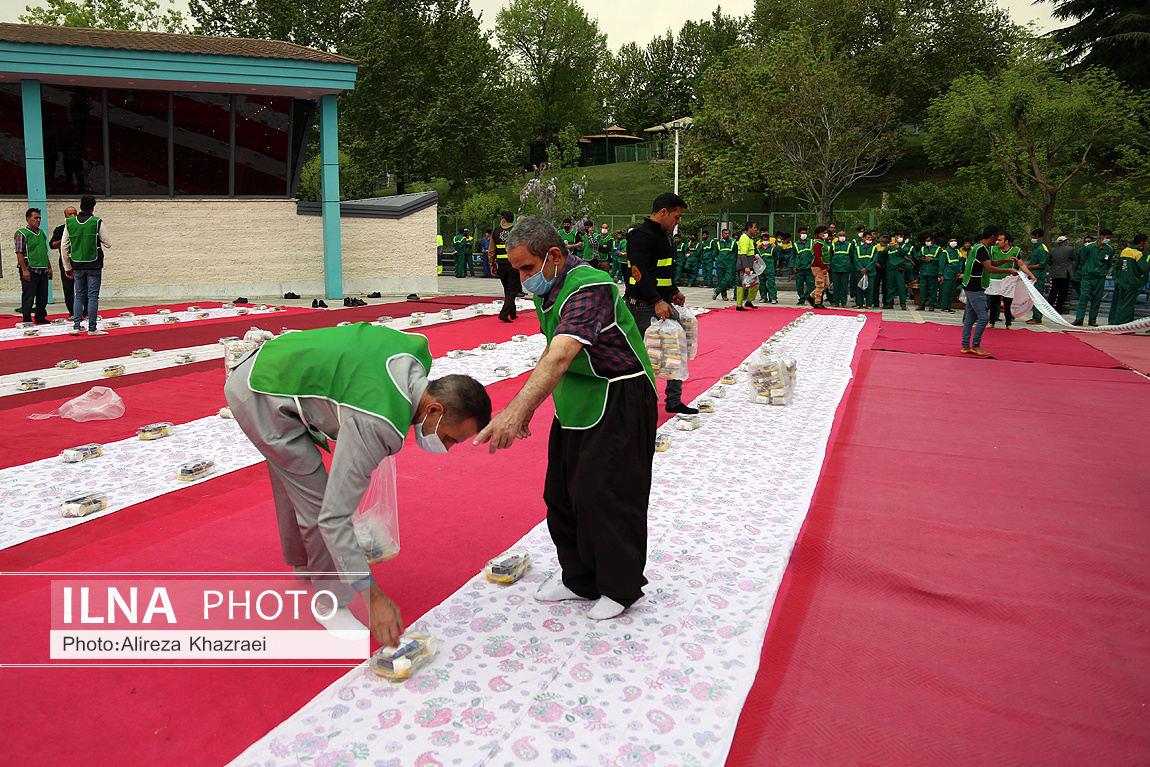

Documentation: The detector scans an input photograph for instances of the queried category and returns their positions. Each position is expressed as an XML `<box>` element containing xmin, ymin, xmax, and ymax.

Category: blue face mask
<box><xmin>522</xmin><ymin>259</ymin><xmax>558</xmax><ymax>295</ymax></box>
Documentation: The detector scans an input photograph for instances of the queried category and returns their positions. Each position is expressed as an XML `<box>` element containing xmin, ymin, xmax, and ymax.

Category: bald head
<box><xmin>64</xmin><ymin>206</ymin><xmax>77</xmax><ymax>217</ymax></box>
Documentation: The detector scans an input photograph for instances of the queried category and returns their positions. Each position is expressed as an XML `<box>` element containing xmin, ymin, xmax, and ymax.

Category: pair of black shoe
<box><xmin>284</xmin><ymin>292</ymin><xmax>300</xmax><ymax>299</ymax></box>
<box><xmin>344</xmin><ymin>297</ymin><xmax>367</xmax><ymax>307</ymax></box>
<box><xmin>312</xmin><ymin>299</ymin><xmax>328</xmax><ymax>308</ymax></box>
<box><xmin>235</xmin><ymin>297</ymin><xmax>249</xmax><ymax>304</ymax></box>
<box><xmin>368</xmin><ymin>292</ymin><xmax>382</xmax><ymax>298</ymax></box>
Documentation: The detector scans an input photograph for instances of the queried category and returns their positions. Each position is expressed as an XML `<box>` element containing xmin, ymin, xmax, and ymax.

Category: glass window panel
<box><xmin>0</xmin><ymin>83</ymin><xmax>27</xmax><ymax>195</ymax></box>
<box><xmin>234</xmin><ymin>95</ymin><xmax>290</xmax><ymax>196</ymax></box>
<box><xmin>42</xmin><ymin>85</ymin><xmax>106</xmax><ymax>195</ymax></box>
<box><xmin>173</xmin><ymin>92</ymin><xmax>230</xmax><ymax>195</ymax></box>
<box><xmin>107</xmin><ymin>88</ymin><xmax>169</xmax><ymax>195</ymax></box>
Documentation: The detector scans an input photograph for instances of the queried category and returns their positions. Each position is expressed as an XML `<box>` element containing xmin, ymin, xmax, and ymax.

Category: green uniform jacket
<box><xmin>1079</xmin><ymin>242</ymin><xmax>1114</xmax><ymax>278</ymax></box>
<box><xmin>792</xmin><ymin>240</ymin><xmax>813</xmax><ymax>270</ymax></box>
<box><xmin>887</xmin><ymin>243</ymin><xmax>914</xmax><ymax>271</ymax></box>
<box><xmin>773</xmin><ymin>244</ymin><xmax>794</xmax><ymax>268</ymax></box>
<box><xmin>1027</xmin><ymin>243</ymin><xmax>1050</xmax><ymax>279</ymax></box>
<box><xmin>940</xmin><ymin>247</ymin><xmax>963</xmax><ymax>280</ymax></box>
<box><xmin>698</xmin><ymin>239</ymin><xmax>717</xmax><ymax>262</ymax></box>
<box><xmin>918</xmin><ymin>245</ymin><xmax>941</xmax><ymax>277</ymax></box>
<box><xmin>452</xmin><ymin>234</ymin><xmax>468</xmax><ymax>256</ymax></box>
<box><xmin>1114</xmin><ymin>246</ymin><xmax>1149</xmax><ymax>290</ymax></box>
<box><xmin>715</xmin><ymin>238</ymin><xmax>737</xmax><ymax>265</ymax></box>
<box><xmin>853</xmin><ymin>243</ymin><xmax>878</xmax><ymax>272</ymax></box>
<box><xmin>830</xmin><ymin>241</ymin><xmax>853</xmax><ymax>272</ymax></box>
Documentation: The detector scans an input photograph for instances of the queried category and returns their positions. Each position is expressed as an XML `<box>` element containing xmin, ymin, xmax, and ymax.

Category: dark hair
<box><xmin>427</xmin><ymin>375</ymin><xmax>492</xmax><ymax>430</ymax></box>
<box><xmin>562</xmin><ymin>217</ymin><xmax>572</xmax><ymax>225</ymax></box>
<box><xmin>978</xmin><ymin>225</ymin><xmax>1000</xmax><ymax>241</ymax></box>
<box><xmin>1001</xmin><ymin>231</ymin><xmax>1014</xmax><ymax>244</ymax></box>
<box><xmin>651</xmin><ymin>192</ymin><xmax>687</xmax><ymax>213</ymax></box>
<box><xmin>80</xmin><ymin>195</ymin><xmax>96</xmax><ymax>212</ymax></box>
<box><xmin>701</xmin><ymin>230</ymin><xmax>709</xmax><ymax>235</ymax></box>
<box><xmin>815</xmin><ymin>225</ymin><xmax>828</xmax><ymax>235</ymax></box>
<box><xmin>798</xmin><ymin>226</ymin><xmax>808</xmax><ymax>233</ymax></box>
<box><xmin>458</xmin><ymin>228</ymin><xmax>466</xmax><ymax>235</ymax></box>
<box><xmin>674</xmin><ymin>232</ymin><xmax>681</xmax><ymax>238</ymax></box>
<box><xmin>1131</xmin><ymin>234</ymin><xmax>1147</xmax><ymax>246</ymax></box>
<box><xmin>1031</xmin><ymin>228</ymin><xmax>1044</xmax><ymax>237</ymax></box>
<box><xmin>483</xmin><ymin>228</ymin><xmax>491</xmax><ymax>234</ymax></box>
<box><xmin>500</xmin><ymin>210</ymin><xmax>514</xmax><ymax>224</ymax></box>
<box><xmin>1100</xmin><ymin>228</ymin><xmax>1113</xmax><ymax>236</ymax></box>
<box><xmin>744</xmin><ymin>221</ymin><xmax>755</xmax><ymax>231</ymax></box>
<box><xmin>25</xmin><ymin>207</ymin><xmax>40</xmax><ymax>219</ymax></box>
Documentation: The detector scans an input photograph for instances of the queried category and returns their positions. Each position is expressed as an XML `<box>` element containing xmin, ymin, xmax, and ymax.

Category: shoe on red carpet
<box><xmin>736</xmin><ymin>306</ymin><xmax>748</xmax><ymax>311</ymax></box>
<box><xmin>666</xmin><ymin>402</ymin><xmax>699</xmax><ymax>415</ymax></box>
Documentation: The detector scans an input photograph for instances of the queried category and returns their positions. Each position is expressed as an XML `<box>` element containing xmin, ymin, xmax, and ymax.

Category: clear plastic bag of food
<box><xmin>244</xmin><ymin>328</ymin><xmax>275</xmax><ymax>344</ymax></box>
<box><xmin>412</xmin><ymin>312</ymin><xmax>425</xmax><ymax>318</ymax></box>
<box><xmin>19</xmin><ymin>377</ymin><xmax>46</xmax><ymax>390</ymax></box>
<box><xmin>163</xmin><ymin>316</ymin><xmax>180</xmax><ymax>323</ymax></box>
<box><xmin>353</xmin><ymin>456</ymin><xmax>400</xmax><ymax>564</ymax></box>
<box><xmin>224</xmin><ymin>340</ymin><xmax>258</xmax><ymax>372</ymax></box>
<box><xmin>654</xmin><ymin>434</ymin><xmax>673</xmax><ymax>452</ymax></box>
<box><xmin>176</xmin><ymin>459</ymin><xmax>215</xmax><ymax>482</ymax></box>
<box><xmin>132</xmin><ymin>318</ymin><xmax>150</xmax><ymax>326</ymax></box>
<box><xmin>642</xmin><ymin>318</ymin><xmax>689</xmax><ymax>381</ymax></box>
<box><xmin>102</xmin><ymin>364</ymin><xmax>124</xmax><ymax>377</ymax></box>
<box><xmin>15</xmin><ymin>321</ymin><xmax>33</xmax><ymax>329</ymax></box>
<box><xmin>56</xmin><ymin>359</ymin><xmax>79</xmax><ymax>370</ymax></box>
<box><xmin>748</xmin><ymin>355</ymin><xmax>798</xmax><ymax>406</ymax></box>
<box><xmin>409</xmin><ymin>318</ymin><xmax>423</xmax><ymax>326</ymax></box>
<box><xmin>22</xmin><ymin>328</ymin><xmax>40</xmax><ymax>337</ymax></box>
<box><xmin>720</xmin><ymin>373</ymin><xmax>737</xmax><ymax>385</ymax></box>
<box><xmin>709</xmin><ymin>384</ymin><xmax>726</xmax><ymax>398</ymax></box>
<box><xmin>51</xmin><ymin>318</ymin><xmax>68</xmax><ymax>325</ymax></box>
<box><xmin>60</xmin><ymin>492</ymin><xmax>107</xmax><ymax>518</ymax></box>
<box><xmin>672</xmin><ymin>415</ymin><xmax>702</xmax><ymax>431</ymax></box>
<box><xmin>337</xmin><ymin>321</ymin><xmax>353</xmax><ymax>327</ymax></box>
<box><xmin>157</xmin><ymin>308</ymin><xmax>171</xmax><ymax>315</ymax></box>
<box><xmin>440</xmin><ymin>308</ymin><xmax>453</xmax><ymax>319</ymax></box>
<box><xmin>484</xmin><ymin>549</ymin><xmax>532</xmax><ymax>584</ymax></box>
<box><xmin>697</xmin><ymin>399</ymin><xmax>714</xmax><ymax>413</ymax></box>
<box><xmin>175</xmin><ymin>353</ymin><xmax>196</xmax><ymax>364</ymax></box>
<box><xmin>447</xmin><ymin>350</ymin><xmax>466</xmax><ymax>359</ymax></box>
<box><xmin>59</xmin><ymin>387</ymin><xmax>124</xmax><ymax>422</ymax></box>
<box><xmin>131</xmin><ymin>348</ymin><xmax>153</xmax><ymax>358</ymax></box>
<box><xmin>137</xmin><ymin>422</ymin><xmax>173</xmax><ymax>440</ymax></box>
<box><xmin>479</xmin><ymin>342</ymin><xmax>497</xmax><ymax>351</ymax></box>
<box><xmin>377</xmin><ymin>316</ymin><xmax>393</xmax><ymax>324</ymax></box>
<box><xmin>60</xmin><ymin>443</ymin><xmax>102</xmax><ymax>463</ymax></box>
<box><xmin>677</xmin><ymin>306</ymin><xmax>699</xmax><ymax>359</ymax></box>
<box><xmin>511</xmin><ymin>334</ymin><xmax>528</xmax><ymax>342</ymax></box>
<box><xmin>371</xmin><ymin>631</ymin><xmax>439</xmax><ymax>681</ymax></box>
<box><xmin>494</xmin><ymin>366</ymin><xmax>511</xmax><ymax>377</ymax></box>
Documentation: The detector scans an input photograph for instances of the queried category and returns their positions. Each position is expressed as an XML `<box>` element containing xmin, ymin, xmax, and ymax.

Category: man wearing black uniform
<box><xmin>488</xmin><ymin>210</ymin><xmax>519</xmax><ymax>322</ymax></box>
<box><xmin>623</xmin><ymin>192</ymin><xmax>696</xmax><ymax>415</ymax></box>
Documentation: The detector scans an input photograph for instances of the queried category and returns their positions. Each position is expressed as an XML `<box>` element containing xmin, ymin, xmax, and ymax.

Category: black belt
<box><xmin>625</xmin><ymin>296</ymin><xmax>651</xmax><ymax>306</ymax></box>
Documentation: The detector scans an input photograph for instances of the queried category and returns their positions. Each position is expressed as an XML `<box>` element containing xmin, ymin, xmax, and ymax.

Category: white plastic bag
<box><xmin>741</xmin><ymin>271</ymin><xmax>759</xmax><ymax>288</ymax></box>
<box><xmin>752</xmin><ymin>256</ymin><xmax>767</xmax><ymax>276</ymax></box>
<box><xmin>676</xmin><ymin>306</ymin><xmax>699</xmax><ymax>360</ymax></box>
<box><xmin>748</xmin><ymin>355</ymin><xmax>797</xmax><ymax>406</ymax></box>
<box><xmin>858</xmin><ymin>273</ymin><xmax>869</xmax><ymax>290</ymax></box>
<box><xmin>353</xmin><ymin>456</ymin><xmax>400</xmax><ymax>563</ymax></box>
<box><xmin>642</xmin><ymin>318</ymin><xmax>689</xmax><ymax>381</ymax></box>
<box><xmin>60</xmin><ymin>386</ymin><xmax>125</xmax><ymax>421</ymax></box>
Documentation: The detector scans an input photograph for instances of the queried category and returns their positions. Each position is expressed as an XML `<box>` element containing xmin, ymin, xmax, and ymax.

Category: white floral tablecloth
<box><xmin>227</xmin><ymin>315</ymin><xmax>863</xmax><ymax>767</ymax></box>
<box><xmin>0</xmin><ymin>333</ymin><xmax>552</xmax><ymax>551</ymax></box>
<box><xmin>0</xmin><ymin>304</ymin><xmax>286</xmax><ymax>344</ymax></box>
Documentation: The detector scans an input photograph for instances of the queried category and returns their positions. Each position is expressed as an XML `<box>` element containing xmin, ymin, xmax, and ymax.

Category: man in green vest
<box><xmin>916</xmin><ymin>235</ymin><xmax>941</xmax><ymax>311</ymax></box>
<box><xmin>829</xmin><ymin>231</ymin><xmax>853</xmax><ymax>307</ymax></box>
<box><xmin>61</xmin><ymin>195</ymin><xmax>111</xmax><ymax>336</ymax></box>
<box><xmin>1024</xmin><ymin>228</ymin><xmax>1051</xmax><ymax>324</ymax></box>
<box><xmin>939</xmin><ymin>237</ymin><xmax>964</xmax><ymax>312</ymax></box>
<box><xmin>15</xmin><ymin>207</ymin><xmax>53</xmax><ymax>325</ymax></box>
<box><xmin>475</xmin><ymin>214</ymin><xmax>660</xmax><ymax>621</ymax></box>
<box><xmin>713</xmin><ymin>228</ymin><xmax>737</xmax><ymax>301</ymax></box>
<box><xmin>225</xmin><ymin>324</ymin><xmax>491</xmax><ymax>646</ymax></box>
<box><xmin>853</xmin><ymin>232</ymin><xmax>879</xmax><ymax>307</ymax></box>
<box><xmin>559</xmin><ymin>218</ymin><xmax>581</xmax><ymax>259</ymax></box>
<box><xmin>1107</xmin><ymin>234</ymin><xmax>1148</xmax><ymax>326</ymax></box>
<box><xmin>791</xmin><ymin>227</ymin><xmax>814</xmax><ymax>305</ymax></box>
<box><xmin>698</xmin><ymin>229</ymin><xmax>717</xmax><ymax>288</ymax></box>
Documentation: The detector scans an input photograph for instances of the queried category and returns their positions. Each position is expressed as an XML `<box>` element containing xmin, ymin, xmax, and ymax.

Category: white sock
<box><xmin>535</xmin><ymin>572</ymin><xmax>589</xmax><ymax>602</ymax></box>
<box><xmin>587</xmin><ymin>596</ymin><xmax>627</xmax><ymax>620</ymax></box>
<box><xmin>317</xmin><ymin>605</ymin><xmax>369</xmax><ymax>640</ymax></box>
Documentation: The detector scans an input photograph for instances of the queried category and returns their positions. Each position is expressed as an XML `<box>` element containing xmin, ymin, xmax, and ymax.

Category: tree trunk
<box><xmin>1040</xmin><ymin>195</ymin><xmax>1056</xmax><ymax>241</ymax></box>
<box><xmin>397</xmin><ymin>176</ymin><xmax>406</xmax><ymax>196</ymax></box>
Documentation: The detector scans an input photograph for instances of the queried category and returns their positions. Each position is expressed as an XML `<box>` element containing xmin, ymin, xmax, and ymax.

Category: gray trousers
<box><xmin>224</xmin><ymin>361</ymin><xmax>356</xmax><ymax>606</ymax></box>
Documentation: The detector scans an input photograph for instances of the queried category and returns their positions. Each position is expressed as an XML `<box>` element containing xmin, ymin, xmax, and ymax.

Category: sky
<box><xmin>1</xmin><ymin>0</ymin><xmax>1059</xmax><ymax>46</ymax></box>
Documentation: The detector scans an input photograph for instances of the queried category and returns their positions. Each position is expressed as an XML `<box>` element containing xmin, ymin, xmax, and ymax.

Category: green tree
<box><xmin>459</xmin><ymin>191</ymin><xmax>508</xmax><ymax>237</ymax></box>
<box><xmin>684</xmin><ymin>31</ymin><xmax>902</xmax><ymax>223</ymax></box>
<box><xmin>189</xmin><ymin>0</ymin><xmax>356</xmax><ymax>51</ymax></box>
<box><xmin>926</xmin><ymin>45</ymin><xmax>1137</xmax><ymax>237</ymax></box>
<box><xmin>882</xmin><ymin>179</ymin><xmax>1029</xmax><ymax>243</ymax></box>
<box><xmin>296</xmin><ymin>149</ymin><xmax>378</xmax><ymax>201</ymax></box>
<box><xmin>547</xmin><ymin>124</ymin><xmax>583</xmax><ymax>169</ymax></box>
<box><xmin>495</xmin><ymin>0</ymin><xmax>608</xmax><ymax>138</ymax></box>
<box><xmin>341</xmin><ymin>0</ymin><xmax>515</xmax><ymax>196</ymax></box>
<box><xmin>1047</xmin><ymin>0</ymin><xmax>1150</xmax><ymax>91</ymax></box>
<box><xmin>21</xmin><ymin>0</ymin><xmax>187</xmax><ymax>32</ymax></box>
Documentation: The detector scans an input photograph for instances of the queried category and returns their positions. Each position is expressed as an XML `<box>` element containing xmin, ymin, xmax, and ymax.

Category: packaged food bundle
<box><xmin>409</xmin><ymin>318</ymin><xmax>423</xmax><ymax>326</ymax></box>
<box><xmin>137</xmin><ymin>422</ymin><xmax>173</xmax><ymax>440</ymax></box>
<box><xmin>377</xmin><ymin>316</ymin><xmax>393</xmax><ymax>324</ymax></box>
<box><xmin>131</xmin><ymin>348</ymin><xmax>153</xmax><ymax>358</ymax></box>
<box><xmin>219</xmin><ymin>336</ymin><xmax>240</xmax><ymax>345</ymax></box>
<box><xmin>511</xmin><ymin>334</ymin><xmax>528</xmax><ymax>342</ymax></box>
<box><xmin>235</xmin><ymin>308</ymin><xmax>250</xmax><ymax>315</ymax></box>
<box><xmin>412</xmin><ymin>312</ymin><xmax>425</xmax><ymax>318</ymax></box>
<box><xmin>371</xmin><ymin>631</ymin><xmax>439</xmax><ymax>681</ymax></box>
<box><xmin>673</xmin><ymin>415</ymin><xmax>702</xmax><ymax>431</ymax></box>
<box><xmin>857</xmin><ymin>314</ymin><xmax>867</xmax><ymax>322</ymax></box>
<box><xmin>19</xmin><ymin>377</ymin><xmax>46</xmax><ymax>390</ymax></box>
<box><xmin>51</xmin><ymin>318</ymin><xmax>68</xmax><ymax>325</ymax></box>
<box><xmin>218</xmin><ymin>407</ymin><xmax>234</xmax><ymax>419</ymax></box>
<box><xmin>642</xmin><ymin>318</ymin><xmax>689</xmax><ymax>381</ymax></box>
<box><xmin>224</xmin><ymin>340</ymin><xmax>258</xmax><ymax>371</ymax></box>
<box><xmin>494</xmin><ymin>366</ymin><xmax>511</xmax><ymax>377</ymax></box>
<box><xmin>738</xmin><ymin>362</ymin><xmax>749</xmax><ymax>371</ymax></box>
<box><xmin>59</xmin><ymin>492</ymin><xmax>108</xmax><ymax>518</ymax></box>
<box><xmin>15</xmin><ymin>321</ymin><xmax>33</xmax><ymax>329</ymax></box>
<box><xmin>163</xmin><ymin>316</ymin><xmax>181</xmax><ymax>323</ymax></box>
<box><xmin>176</xmin><ymin>459</ymin><xmax>215</xmax><ymax>482</ymax></box>
<box><xmin>526</xmin><ymin>356</ymin><xmax>539</xmax><ymax>368</ymax></box>
<box><xmin>748</xmin><ymin>355</ymin><xmax>798</xmax><ymax>406</ymax></box>
<box><xmin>60</xmin><ymin>443</ymin><xmax>102</xmax><ymax>463</ymax></box>
<box><xmin>244</xmin><ymin>328</ymin><xmax>275</xmax><ymax>344</ymax></box>
<box><xmin>157</xmin><ymin>309</ymin><xmax>171</xmax><ymax>315</ymax></box>
<box><xmin>678</xmin><ymin>306</ymin><xmax>699</xmax><ymax>359</ymax></box>
<box><xmin>479</xmin><ymin>342</ymin><xmax>497</xmax><ymax>351</ymax></box>
<box><xmin>187</xmin><ymin>305</ymin><xmax>201</xmax><ymax>312</ymax></box>
<box><xmin>221</xmin><ymin>303</ymin><xmax>234</xmax><ymax>309</ymax></box>
<box><xmin>484</xmin><ymin>549</ymin><xmax>532</xmax><ymax>584</ymax></box>
<box><xmin>697</xmin><ymin>399</ymin><xmax>715</xmax><ymax>413</ymax></box>
<box><xmin>440</xmin><ymin>309</ymin><xmax>453</xmax><ymax>319</ymax></box>
<box><xmin>56</xmin><ymin>359</ymin><xmax>79</xmax><ymax>370</ymax></box>
<box><xmin>102</xmin><ymin>321</ymin><xmax>120</xmax><ymax>329</ymax></box>
<box><xmin>133</xmin><ymin>318</ymin><xmax>150</xmax><ymax>326</ymax></box>
<box><xmin>447</xmin><ymin>350</ymin><xmax>466</xmax><ymax>359</ymax></box>
<box><xmin>194</xmin><ymin>312</ymin><xmax>210</xmax><ymax>319</ymax></box>
<box><xmin>102</xmin><ymin>364</ymin><xmax>125</xmax><ymax>377</ymax></box>
<box><xmin>22</xmin><ymin>328</ymin><xmax>39</xmax><ymax>337</ymax></box>
<box><xmin>720</xmin><ymin>373</ymin><xmax>737</xmax><ymax>385</ymax></box>
<box><xmin>337</xmin><ymin>321</ymin><xmax>353</xmax><ymax>327</ymax></box>
<box><xmin>654</xmin><ymin>434</ymin><xmax>673</xmax><ymax>452</ymax></box>
<box><xmin>175</xmin><ymin>353</ymin><xmax>197</xmax><ymax>364</ymax></box>
<box><xmin>119</xmin><ymin>311</ymin><xmax>135</xmax><ymax>318</ymax></box>
<box><xmin>709</xmin><ymin>384</ymin><xmax>726</xmax><ymax>398</ymax></box>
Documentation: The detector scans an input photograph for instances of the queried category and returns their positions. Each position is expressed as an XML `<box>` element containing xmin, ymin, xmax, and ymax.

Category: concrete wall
<box><xmin>0</xmin><ymin>198</ymin><xmax>437</xmax><ymax>304</ymax></box>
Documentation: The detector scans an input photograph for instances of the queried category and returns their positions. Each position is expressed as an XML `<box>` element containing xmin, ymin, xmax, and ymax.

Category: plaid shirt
<box><xmin>544</xmin><ymin>255</ymin><xmax>643</xmax><ymax>376</ymax></box>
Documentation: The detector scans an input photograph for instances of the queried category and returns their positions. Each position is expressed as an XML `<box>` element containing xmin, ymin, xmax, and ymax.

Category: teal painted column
<box><xmin>22</xmin><ymin>79</ymin><xmax>53</xmax><ymax>303</ymax></box>
<box><xmin>319</xmin><ymin>94</ymin><xmax>342</xmax><ymax>300</ymax></box>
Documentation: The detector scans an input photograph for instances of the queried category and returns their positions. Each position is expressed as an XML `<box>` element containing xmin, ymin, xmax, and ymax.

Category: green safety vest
<box><xmin>830</xmin><ymin>241</ymin><xmax>853</xmax><ymax>271</ymax></box>
<box><xmin>65</xmin><ymin>215</ymin><xmax>101</xmax><ymax>263</ymax></box>
<box><xmin>560</xmin><ymin>228</ymin><xmax>578</xmax><ymax>256</ymax></box>
<box><xmin>536</xmin><ymin>264</ymin><xmax>654</xmax><ymax>429</ymax></box>
<box><xmin>248</xmin><ymin>325</ymin><xmax>431</xmax><ymax>446</ymax></box>
<box><xmin>962</xmin><ymin>243</ymin><xmax>992</xmax><ymax>288</ymax></box>
<box><xmin>984</xmin><ymin>245</ymin><xmax>1018</xmax><ymax>288</ymax></box>
<box><xmin>918</xmin><ymin>245</ymin><xmax>941</xmax><ymax>276</ymax></box>
<box><xmin>18</xmin><ymin>227</ymin><xmax>49</xmax><ymax>268</ymax></box>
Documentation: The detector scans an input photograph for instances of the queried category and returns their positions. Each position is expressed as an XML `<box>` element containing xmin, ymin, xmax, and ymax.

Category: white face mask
<box><xmin>414</xmin><ymin>412</ymin><xmax>447</xmax><ymax>454</ymax></box>
<box><xmin>601</xmin><ymin>227</ymin><xmax>608</xmax><ymax>234</ymax></box>
<box><xmin>800</xmin><ymin>233</ymin><xmax>808</xmax><ymax>241</ymax></box>
<box><xmin>838</xmin><ymin>235</ymin><xmax>846</xmax><ymax>242</ymax></box>
<box><xmin>896</xmin><ymin>236</ymin><xmax>904</xmax><ymax>243</ymax></box>
<box><xmin>1103</xmin><ymin>238</ymin><xmax>1111</xmax><ymax>244</ymax></box>
<box><xmin>925</xmin><ymin>241</ymin><xmax>933</xmax><ymax>247</ymax></box>
<box><xmin>949</xmin><ymin>241</ymin><xmax>957</xmax><ymax>248</ymax></box>
<box><xmin>1031</xmin><ymin>238</ymin><xmax>1038</xmax><ymax>244</ymax></box>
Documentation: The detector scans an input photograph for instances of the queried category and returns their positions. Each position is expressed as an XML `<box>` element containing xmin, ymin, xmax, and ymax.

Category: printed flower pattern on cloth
<box><xmin>227</xmin><ymin>315</ymin><xmax>862</xmax><ymax>767</ymax></box>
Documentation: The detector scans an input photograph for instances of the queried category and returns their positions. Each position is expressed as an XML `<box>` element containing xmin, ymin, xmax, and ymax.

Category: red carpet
<box><xmin>873</xmin><ymin>320</ymin><xmax>1123</xmax><ymax>368</ymax></box>
<box><xmin>727</xmin><ymin>351</ymin><xmax>1150</xmax><ymax>766</ymax></box>
<box><xmin>0</xmin><ymin>305</ymin><xmax>785</xmax><ymax>766</ymax></box>
<box><xmin>1074</xmin><ymin>332</ymin><xmax>1150</xmax><ymax>376</ymax></box>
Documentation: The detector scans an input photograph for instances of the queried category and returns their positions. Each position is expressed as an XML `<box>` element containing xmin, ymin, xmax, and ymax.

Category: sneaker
<box><xmin>407</xmin><ymin>294</ymin><xmax>420</xmax><ymax>301</ymax></box>
<box><xmin>312</xmin><ymin>299</ymin><xmax>319</xmax><ymax>308</ymax></box>
<box><xmin>744</xmin><ymin>302</ymin><xmax>756</xmax><ymax>309</ymax></box>
<box><xmin>343</xmin><ymin>297</ymin><xmax>351</xmax><ymax>307</ymax></box>
<box><xmin>284</xmin><ymin>292</ymin><xmax>300</xmax><ymax>299</ymax></box>
<box><xmin>68</xmin><ymin>328</ymin><xmax>82</xmax><ymax>335</ymax></box>
<box><xmin>368</xmin><ymin>292</ymin><xmax>381</xmax><ymax>298</ymax></box>
<box><xmin>666</xmin><ymin>402</ymin><xmax>699</xmax><ymax>415</ymax></box>
<box><xmin>88</xmin><ymin>329</ymin><xmax>109</xmax><ymax>336</ymax></box>
<box><xmin>735</xmin><ymin>306</ymin><xmax>748</xmax><ymax>312</ymax></box>
<box><xmin>317</xmin><ymin>300</ymin><xmax>328</xmax><ymax>308</ymax></box>
<box><xmin>1071</xmin><ymin>320</ymin><xmax>1083</xmax><ymax>326</ymax></box>
<box><xmin>970</xmin><ymin>346</ymin><xmax>990</xmax><ymax>357</ymax></box>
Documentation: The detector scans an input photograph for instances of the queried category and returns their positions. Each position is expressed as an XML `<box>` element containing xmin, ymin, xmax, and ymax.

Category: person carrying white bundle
<box><xmin>642</xmin><ymin>318</ymin><xmax>689</xmax><ymax>381</ymax></box>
